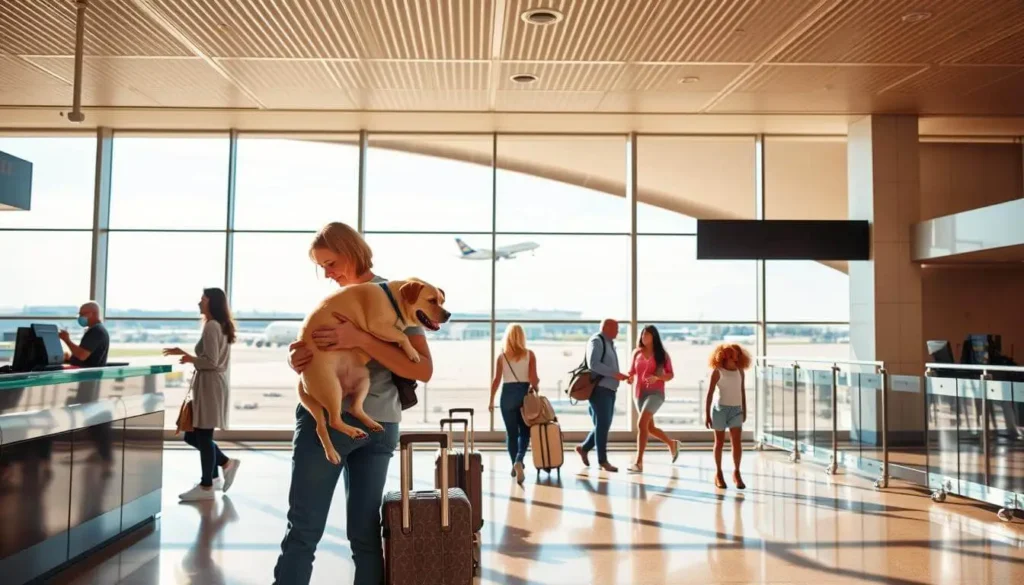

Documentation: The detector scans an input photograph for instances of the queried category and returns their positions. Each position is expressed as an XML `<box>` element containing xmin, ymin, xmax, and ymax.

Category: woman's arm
<box><xmin>705</xmin><ymin>369</ymin><xmax>720</xmax><ymax>429</ymax></box>
<box><xmin>360</xmin><ymin>331</ymin><xmax>433</xmax><ymax>382</ymax></box>
<box><xmin>740</xmin><ymin>369</ymin><xmax>748</xmax><ymax>422</ymax></box>
<box><xmin>660</xmin><ymin>354</ymin><xmax>675</xmax><ymax>383</ymax></box>
<box><xmin>528</xmin><ymin>350</ymin><xmax>540</xmax><ymax>389</ymax></box>
<box><xmin>489</xmin><ymin>355</ymin><xmax>503</xmax><ymax>402</ymax></box>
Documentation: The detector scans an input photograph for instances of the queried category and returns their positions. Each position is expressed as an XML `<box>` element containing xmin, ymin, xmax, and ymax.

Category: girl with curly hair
<box><xmin>704</xmin><ymin>343</ymin><xmax>751</xmax><ymax>489</ymax></box>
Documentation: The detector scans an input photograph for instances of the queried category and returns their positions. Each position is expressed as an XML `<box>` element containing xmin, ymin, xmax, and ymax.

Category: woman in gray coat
<box><xmin>164</xmin><ymin>287</ymin><xmax>240</xmax><ymax>501</ymax></box>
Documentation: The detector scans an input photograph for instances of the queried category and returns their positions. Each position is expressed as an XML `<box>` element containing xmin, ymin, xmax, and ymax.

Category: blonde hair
<box><xmin>309</xmin><ymin>222</ymin><xmax>373</xmax><ymax>276</ymax></box>
<box><xmin>502</xmin><ymin>323</ymin><xmax>528</xmax><ymax>362</ymax></box>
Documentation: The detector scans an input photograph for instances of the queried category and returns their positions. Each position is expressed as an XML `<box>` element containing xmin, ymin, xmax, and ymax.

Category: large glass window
<box><xmin>0</xmin><ymin>231</ymin><xmax>93</xmax><ymax>316</ymax></box>
<box><xmin>110</xmin><ymin>134</ymin><xmax>230</xmax><ymax>229</ymax></box>
<box><xmin>105</xmin><ymin>232</ymin><xmax>226</xmax><ymax>317</ymax></box>
<box><xmin>637</xmin><ymin>136</ymin><xmax>756</xmax><ymax>234</ymax></box>
<box><xmin>234</xmin><ymin>135</ymin><xmax>360</xmax><ymax>231</ymax></box>
<box><xmin>766</xmin><ymin>261</ymin><xmax>849</xmax><ymax>322</ymax></box>
<box><xmin>365</xmin><ymin>134</ymin><xmax>493</xmax><ymax>233</ymax></box>
<box><xmin>496</xmin><ymin>135</ymin><xmax>628</xmax><ymax>234</ymax></box>
<box><xmin>0</xmin><ymin>136</ymin><xmax>97</xmax><ymax>229</ymax></box>
<box><xmin>765</xmin><ymin>324</ymin><xmax>851</xmax><ymax>361</ymax></box>
<box><xmin>231</xmin><ymin>233</ymin><xmax>337</xmax><ymax>320</ymax></box>
<box><xmin>637</xmin><ymin>236</ymin><xmax>757</xmax><ymax>322</ymax></box>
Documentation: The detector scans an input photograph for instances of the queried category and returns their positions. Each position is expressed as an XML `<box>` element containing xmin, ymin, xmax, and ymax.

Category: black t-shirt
<box><xmin>70</xmin><ymin>323</ymin><xmax>110</xmax><ymax>368</ymax></box>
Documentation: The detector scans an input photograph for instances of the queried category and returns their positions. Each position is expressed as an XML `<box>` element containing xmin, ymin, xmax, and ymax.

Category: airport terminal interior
<box><xmin>2</xmin><ymin>1</ymin><xmax>1024</xmax><ymax>584</ymax></box>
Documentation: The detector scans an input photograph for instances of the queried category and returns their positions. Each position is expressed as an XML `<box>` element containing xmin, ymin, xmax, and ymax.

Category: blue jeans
<box><xmin>580</xmin><ymin>386</ymin><xmax>616</xmax><ymax>465</ymax></box>
<box><xmin>500</xmin><ymin>382</ymin><xmax>531</xmax><ymax>465</ymax></box>
<box><xmin>273</xmin><ymin>405</ymin><xmax>399</xmax><ymax>585</ymax></box>
<box><xmin>182</xmin><ymin>428</ymin><xmax>228</xmax><ymax>487</ymax></box>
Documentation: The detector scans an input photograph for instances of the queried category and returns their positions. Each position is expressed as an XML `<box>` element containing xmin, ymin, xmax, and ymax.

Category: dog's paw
<box><xmin>366</xmin><ymin>420</ymin><xmax>384</xmax><ymax>433</ymax></box>
<box><xmin>405</xmin><ymin>351</ymin><xmax>421</xmax><ymax>363</ymax></box>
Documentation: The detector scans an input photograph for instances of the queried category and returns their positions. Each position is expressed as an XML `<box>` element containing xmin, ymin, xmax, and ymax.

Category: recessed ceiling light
<box><xmin>901</xmin><ymin>11</ymin><xmax>932</xmax><ymax>23</ymax></box>
<box><xmin>521</xmin><ymin>8</ymin><xmax>565</xmax><ymax>26</ymax></box>
<box><xmin>679</xmin><ymin>76</ymin><xmax>700</xmax><ymax>84</ymax></box>
<box><xmin>510</xmin><ymin>73</ymin><xmax>538</xmax><ymax>84</ymax></box>
<box><xmin>733</xmin><ymin>28</ymin><xmax>746</xmax><ymax>35</ymax></box>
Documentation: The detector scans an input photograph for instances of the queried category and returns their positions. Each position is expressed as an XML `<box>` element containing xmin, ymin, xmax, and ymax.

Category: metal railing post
<box><xmin>875</xmin><ymin>367</ymin><xmax>889</xmax><ymax>489</ymax></box>
<box><xmin>791</xmin><ymin>362</ymin><xmax>801</xmax><ymax>463</ymax></box>
<box><xmin>826</xmin><ymin>364</ymin><xmax>839</xmax><ymax>475</ymax></box>
<box><xmin>981</xmin><ymin>370</ymin><xmax>992</xmax><ymax>487</ymax></box>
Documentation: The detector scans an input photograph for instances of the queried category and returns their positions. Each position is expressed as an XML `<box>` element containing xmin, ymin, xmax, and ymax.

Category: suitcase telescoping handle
<box><xmin>439</xmin><ymin>418</ymin><xmax>471</xmax><ymax>471</ymax></box>
<box><xmin>399</xmin><ymin>432</ymin><xmax>450</xmax><ymax>533</ymax></box>
<box><xmin>448</xmin><ymin>408</ymin><xmax>475</xmax><ymax>452</ymax></box>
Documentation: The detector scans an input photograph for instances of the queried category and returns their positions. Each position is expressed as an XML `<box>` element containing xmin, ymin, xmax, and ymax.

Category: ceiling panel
<box><xmin>144</xmin><ymin>0</ymin><xmax>366</xmax><ymax>58</ymax></box>
<box><xmin>1</xmin><ymin>0</ymin><xmax>190</xmax><ymax>56</ymax></box>
<box><xmin>218</xmin><ymin>59</ymin><xmax>358</xmax><ymax>109</ymax></box>
<box><xmin>615</xmin><ymin>64</ymin><xmax>748</xmax><ymax>92</ymax></box>
<box><xmin>495</xmin><ymin>90</ymin><xmax>605</xmax><ymax>112</ymax></box>
<box><xmin>735</xmin><ymin>64</ymin><xmax>924</xmax><ymax>94</ymax></box>
<box><xmin>0</xmin><ymin>56</ymin><xmax>73</xmax><ymax>106</ymax></box>
<box><xmin>353</xmin><ymin>0</ymin><xmax>494</xmax><ymax>59</ymax></box>
<box><xmin>597</xmin><ymin>92</ymin><xmax>724</xmax><ymax>113</ymax></box>
<box><xmin>775</xmin><ymin>0</ymin><xmax>1024</xmax><ymax>64</ymax></box>
<box><xmin>501</xmin><ymin>0</ymin><xmax>659</xmax><ymax>61</ymax></box>
<box><xmin>361</xmin><ymin>61</ymin><xmax>490</xmax><ymax>90</ymax></box>
<box><xmin>26</xmin><ymin>56</ymin><xmax>257</xmax><ymax>108</ymax></box>
<box><xmin>497</xmin><ymin>62</ymin><xmax>622</xmax><ymax>91</ymax></box>
<box><xmin>365</xmin><ymin>90</ymin><xmax>490</xmax><ymax>111</ymax></box>
<box><xmin>632</xmin><ymin>0</ymin><xmax>818</xmax><ymax>62</ymax></box>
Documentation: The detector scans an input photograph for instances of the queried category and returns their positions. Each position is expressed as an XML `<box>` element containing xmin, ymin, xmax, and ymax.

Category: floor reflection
<box><xmin>45</xmin><ymin>446</ymin><xmax>1024</xmax><ymax>585</ymax></box>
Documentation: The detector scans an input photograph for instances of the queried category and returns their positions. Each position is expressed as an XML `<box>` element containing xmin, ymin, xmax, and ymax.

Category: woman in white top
<box><xmin>489</xmin><ymin>323</ymin><xmax>539</xmax><ymax>484</ymax></box>
<box><xmin>704</xmin><ymin>343</ymin><xmax>750</xmax><ymax>490</ymax></box>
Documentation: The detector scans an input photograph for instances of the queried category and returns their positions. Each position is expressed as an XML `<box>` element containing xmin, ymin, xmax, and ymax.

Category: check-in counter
<box><xmin>0</xmin><ymin>365</ymin><xmax>170</xmax><ymax>585</ymax></box>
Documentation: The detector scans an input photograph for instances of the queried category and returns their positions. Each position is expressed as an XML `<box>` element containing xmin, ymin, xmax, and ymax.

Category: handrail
<box><xmin>756</xmin><ymin>356</ymin><xmax>884</xmax><ymax>368</ymax></box>
<box><xmin>925</xmin><ymin>362</ymin><xmax>1024</xmax><ymax>373</ymax></box>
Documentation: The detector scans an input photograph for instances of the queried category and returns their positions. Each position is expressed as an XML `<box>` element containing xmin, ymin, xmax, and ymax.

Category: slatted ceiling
<box><xmin>886</xmin><ymin>65</ymin><xmax>1024</xmax><ymax>95</ymax></box>
<box><xmin>498</xmin><ymin>62</ymin><xmax>621</xmax><ymax>91</ymax></box>
<box><xmin>950</xmin><ymin>22</ymin><xmax>1024</xmax><ymax>65</ymax></box>
<box><xmin>0</xmin><ymin>56</ymin><xmax>72</xmax><ymax>105</ymax></box>
<box><xmin>632</xmin><ymin>0</ymin><xmax>819</xmax><ymax>63</ymax></box>
<box><xmin>361</xmin><ymin>61</ymin><xmax>490</xmax><ymax>90</ymax></box>
<box><xmin>597</xmin><ymin>91</ymin><xmax>725</xmax><ymax>113</ymax></box>
<box><xmin>354</xmin><ymin>0</ymin><xmax>494</xmax><ymax>60</ymax></box>
<box><xmin>218</xmin><ymin>60</ymin><xmax>359</xmax><ymax>109</ymax></box>
<box><xmin>1</xmin><ymin>0</ymin><xmax>189</xmax><ymax>56</ymax></box>
<box><xmin>776</xmin><ymin>0</ymin><xmax>1024</xmax><ymax>64</ymax></box>
<box><xmin>366</xmin><ymin>90</ymin><xmax>490</xmax><ymax>111</ymax></box>
<box><xmin>501</xmin><ymin>0</ymin><xmax>657</xmax><ymax>61</ymax></box>
<box><xmin>736</xmin><ymin>65</ymin><xmax>924</xmax><ymax>94</ymax></box>
<box><xmin>616</xmin><ymin>64</ymin><xmax>748</xmax><ymax>92</ymax></box>
<box><xmin>145</xmin><ymin>0</ymin><xmax>366</xmax><ymax>58</ymax></box>
<box><xmin>711</xmin><ymin>90</ymin><xmax>918</xmax><ymax>114</ymax></box>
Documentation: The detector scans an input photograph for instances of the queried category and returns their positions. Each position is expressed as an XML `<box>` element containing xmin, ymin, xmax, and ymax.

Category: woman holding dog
<box><xmin>273</xmin><ymin>222</ymin><xmax>433</xmax><ymax>585</ymax></box>
<box><xmin>488</xmin><ymin>323</ymin><xmax>540</xmax><ymax>485</ymax></box>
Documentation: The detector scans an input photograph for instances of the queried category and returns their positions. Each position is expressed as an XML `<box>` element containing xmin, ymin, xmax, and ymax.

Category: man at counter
<box><xmin>58</xmin><ymin>301</ymin><xmax>109</xmax><ymax>368</ymax></box>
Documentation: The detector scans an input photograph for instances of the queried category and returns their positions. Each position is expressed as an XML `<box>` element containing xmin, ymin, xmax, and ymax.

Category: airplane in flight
<box><xmin>455</xmin><ymin>238</ymin><xmax>539</xmax><ymax>261</ymax></box>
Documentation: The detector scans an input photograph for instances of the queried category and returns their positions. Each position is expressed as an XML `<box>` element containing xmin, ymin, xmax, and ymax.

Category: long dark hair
<box><xmin>638</xmin><ymin>325</ymin><xmax>667</xmax><ymax>370</ymax></box>
<box><xmin>203</xmin><ymin>287</ymin><xmax>237</xmax><ymax>344</ymax></box>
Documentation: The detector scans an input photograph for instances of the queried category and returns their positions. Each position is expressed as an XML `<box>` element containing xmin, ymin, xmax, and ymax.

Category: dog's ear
<box><xmin>400</xmin><ymin>281</ymin><xmax>425</xmax><ymax>305</ymax></box>
<box><xmin>438</xmin><ymin>288</ymin><xmax>446</xmax><ymax>301</ymax></box>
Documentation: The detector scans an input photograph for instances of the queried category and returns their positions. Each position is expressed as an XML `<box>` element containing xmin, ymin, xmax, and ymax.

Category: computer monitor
<box><xmin>927</xmin><ymin>340</ymin><xmax>955</xmax><ymax>364</ymax></box>
<box><xmin>11</xmin><ymin>324</ymin><xmax>64</xmax><ymax>372</ymax></box>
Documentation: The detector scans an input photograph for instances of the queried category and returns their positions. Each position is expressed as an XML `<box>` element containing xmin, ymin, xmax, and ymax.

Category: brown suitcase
<box><xmin>383</xmin><ymin>432</ymin><xmax>474</xmax><ymax>585</ymax></box>
<box><xmin>530</xmin><ymin>421</ymin><xmax>564</xmax><ymax>478</ymax></box>
<box><xmin>436</xmin><ymin>416</ymin><xmax>484</xmax><ymax>575</ymax></box>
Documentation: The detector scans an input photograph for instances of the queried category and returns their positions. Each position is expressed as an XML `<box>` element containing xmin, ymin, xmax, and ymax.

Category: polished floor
<box><xmin>50</xmin><ymin>443</ymin><xmax>1024</xmax><ymax>585</ymax></box>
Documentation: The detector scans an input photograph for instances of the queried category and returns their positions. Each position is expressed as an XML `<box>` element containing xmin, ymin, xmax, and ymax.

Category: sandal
<box><xmin>670</xmin><ymin>440</ymin><xmax>679</xmax><ymax>464</ymax></box>
<box><xmin>714</xmin><ymin>472</ymin><xmax>727</xmax><ymax>489</ymax></box>
<box><xmin>627</xmin><ymin>462</ymin><xmax>643</xmax><ymax>473</ymax></box>
<box><xmin>733</xmin><ymin>471</ymin><xmax>746</xmax><ymax>490</ymax></box>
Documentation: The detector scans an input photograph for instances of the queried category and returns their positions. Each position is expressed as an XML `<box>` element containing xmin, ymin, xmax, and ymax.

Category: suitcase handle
<box><xmin>439</xmin><ymin>418</ymin><xmax>471</xmax><ymax>471</ymax></box>
<box><xmin>447</xmin><ymin>408</ymin><xmax>475</xmax><ymax>452</ymax></box>
<box><xmin>399</xmin><ymin>432</ymin><xmax>450</xmax><ymax>533</ymax></box>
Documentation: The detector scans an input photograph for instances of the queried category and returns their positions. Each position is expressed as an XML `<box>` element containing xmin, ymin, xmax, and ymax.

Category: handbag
<box><xmin>504</xmin><ymin>354</ymin><xmax>555</xmax><ymax>426</ymax></box>
<box><xmin>175</xmin><ymin>374</ymin><xmax>195</xmax><ymax>435</ymax></box>
<box><xmin>392</xmin><ymin>373</ymin><xmax>418</xmax><ymax>411</ymax></box>
<box><xmin>566</xmin><ymin>337</ymin><xmax>607</xmax><ymax>404</ymax></box>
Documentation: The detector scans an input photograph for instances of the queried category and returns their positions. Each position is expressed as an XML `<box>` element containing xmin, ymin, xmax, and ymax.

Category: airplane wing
<box><xmin>495</xmin><ymin>242</ymin><xmax>539</xmax><ymax>257</ymax></box>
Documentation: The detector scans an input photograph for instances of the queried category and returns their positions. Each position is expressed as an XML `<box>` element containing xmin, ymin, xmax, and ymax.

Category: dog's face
<box><xmin>399</xmin><ymin>279</ymin><xmax>451</xmax><ymax>332</ymax></box>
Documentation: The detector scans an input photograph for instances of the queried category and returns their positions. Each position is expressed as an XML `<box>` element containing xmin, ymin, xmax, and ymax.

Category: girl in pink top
<box><xmin>626</xmin><ymin>325</ymin><xmax>680</xmax><ymax>472</ymax></box>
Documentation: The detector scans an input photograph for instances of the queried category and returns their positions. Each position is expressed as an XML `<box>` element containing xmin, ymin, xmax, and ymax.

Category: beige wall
<box><xmin>919</xmin><ymin>142</ymin><xmax>1023</xmax><ymax>221</ymax></box>
<box><xmin>765</xmin><ymin>137</ymin><xmax>848</xmax><ymax>220</ymax></box>
<box><xmin>921</xmin><ymin>265</ymin><xmax>1024</xmax><ymax>363</ymax></box>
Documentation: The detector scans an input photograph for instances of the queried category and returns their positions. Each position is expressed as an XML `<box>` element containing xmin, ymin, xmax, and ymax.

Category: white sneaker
<box><xmin>212</xmin><ymin>477</ymin><xmax>225</xmax><ymax>491</ymax></box>
<box><xmin>221</xmin><ymin>459</ymin><xmax>241</xmax><ymax>493</ymax></box>
<box><xmin>179</xmin><ymin>484</ymin><xmax>216</xmax><ymax>502</ymax></box>
<box><xmin>514</xmin><ymin>461</ymin><xmax>525</xmax><ymax>485</ymax></box>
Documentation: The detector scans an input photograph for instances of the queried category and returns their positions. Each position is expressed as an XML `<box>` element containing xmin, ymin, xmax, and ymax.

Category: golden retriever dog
<box><xmin>296</xmin><ymin>278</ymin><xmax>450</xmax><ymax>464</ymax></box>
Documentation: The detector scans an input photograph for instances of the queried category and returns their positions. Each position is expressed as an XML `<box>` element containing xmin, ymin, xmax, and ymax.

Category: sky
<box><xmin>0</xmin><ymin>136</ymin><xmax>850</xmax><ymax>323</ymax></box>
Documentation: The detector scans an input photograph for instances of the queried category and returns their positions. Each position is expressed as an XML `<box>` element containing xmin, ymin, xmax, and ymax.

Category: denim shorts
<box><xmin>635</xmin><ymin>391</ymin><xmax>665</xmax><ymax>414</ymax></box>
<box><xmin>711</xmin><ymin>404</ymin><xmax>744</xmax><ymax>430</ymax></box>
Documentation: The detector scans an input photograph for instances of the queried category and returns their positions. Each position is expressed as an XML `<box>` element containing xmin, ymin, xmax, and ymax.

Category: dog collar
<box><xmin>378</xmin><ymin>282</ymin><xmax>406</xmax><ymax>326</ymax></box>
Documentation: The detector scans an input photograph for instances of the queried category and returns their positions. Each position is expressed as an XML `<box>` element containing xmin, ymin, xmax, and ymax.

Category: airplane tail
<box><xmin>455</xmin><ymin>238</ymin><xmax>475</xmax><ymax>256</ymax></box>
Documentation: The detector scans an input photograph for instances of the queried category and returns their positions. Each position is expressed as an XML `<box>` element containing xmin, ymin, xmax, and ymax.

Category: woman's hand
<box><xmin>179</xmin><ymin>355</ymin><xmax>194</xmax><ymax>365</ymax></box>
<box><xmin>705</xmin><ymin>412</ymin><xmax>712</xmax><ymax>430</ymax></box>
<box><xmin>162</xmin><ymin>347</ymin><xmax>185</xmax><ymax>357</ymax></box>
<box><xmin>488</xmin><ymin>399</ymin><xmax>495</xmax><ymax>413</ymax></box>
<box><xmin>288</xmin><ymin>341</ymin><xmax>313</xmax><ymax>374</ymax></box>
<box><xmin>311</xmin><ymin>314</ymin><xmax>367</xmax><ymax>351</ymax></box>
<box><xmin>627</xmin><ymin>374</ymin><xmax>635</xmax><ymax>385</ymax></box>
<box><xmin>742</xmin><ymin>409</ymin><xmax>747</xmax><ymax>423</ymax></box>
<box><xmin>644</xmin><ymin>375</ymin><xmax>660</xmax><ymax>386</ymax></box>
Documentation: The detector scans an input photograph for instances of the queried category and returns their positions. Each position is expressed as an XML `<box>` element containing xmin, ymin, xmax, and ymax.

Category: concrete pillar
<box><xmin>847</xmin><ymin>115</ymin><xmax>924</xmax><ymax>445</ymax></box>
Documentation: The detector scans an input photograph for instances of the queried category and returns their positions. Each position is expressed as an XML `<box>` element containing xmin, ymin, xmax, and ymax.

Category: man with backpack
<box><xmin>574</xmin><ymin>319</ymin><xmax>628</xmax><ymax>472</ymax></box>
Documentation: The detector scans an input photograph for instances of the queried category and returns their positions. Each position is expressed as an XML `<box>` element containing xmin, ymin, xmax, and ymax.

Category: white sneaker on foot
<box><xmin>221</xmin><ymin>459</ymin><xmax>241</xmax><ymax>493</ymax></box>
<box><xmin>212</xmin><ymin>477</ymin><xmax>225</xmax><ymax>491</ymax></box>
<box><xmin>179</xmin><ymin>484</ymin><xmax>216</xmax><ymax>501</ymax></box>
<box><xmin>514</xmin><ymin>461</ymin><xmax>525</xmax><ymax>485</ymax></box>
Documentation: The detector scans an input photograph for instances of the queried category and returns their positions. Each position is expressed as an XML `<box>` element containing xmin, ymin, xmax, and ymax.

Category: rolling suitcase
<box><xmin>530</xmin><ymin>420</ymin><xmax>564</xmax><ymax>478</ymax></box>
<box><xmin>438</xmin><ymin>409</ymin><xmax>484</xmax><ymax>574</ymax></box>
<box><xmin>383</xmin><ymin>432</ymin><xmax>474</xmax><ymax>585</ymax></box>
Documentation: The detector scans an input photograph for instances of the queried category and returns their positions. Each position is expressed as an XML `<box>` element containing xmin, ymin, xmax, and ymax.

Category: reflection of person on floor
<box><xmin>181</xmin><ymin>497</ymin><xmax>239</xmax><ymax>585</ymax></box>
<box><xmin>707</xmin><ymin>496</ymin><xmax>744</xmax><ymax>577</ymax></box>
<box><xmin>705</xmin><ymin>344</ymin><xmax>749</xmax><ymax>490</ymax></box>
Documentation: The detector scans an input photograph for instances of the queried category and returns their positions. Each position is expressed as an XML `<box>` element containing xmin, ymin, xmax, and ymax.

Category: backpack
<box><xmin>566</xmin><ymin>336</ymin><xmax>606</xmax><ymax>404</ymax></box>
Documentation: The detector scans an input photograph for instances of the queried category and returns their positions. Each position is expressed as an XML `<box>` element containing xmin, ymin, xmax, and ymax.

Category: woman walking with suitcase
<box><xmin>488</xmin><ymin>323</ymin><xmax>539</xmax><ymax>485</ymax></box>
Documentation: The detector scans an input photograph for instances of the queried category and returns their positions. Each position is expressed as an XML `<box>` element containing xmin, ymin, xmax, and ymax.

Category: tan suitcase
<box><xmin>530</xmin><ymin>421</ymin><xmax>564</xmax><ymax>478</ymax></box>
